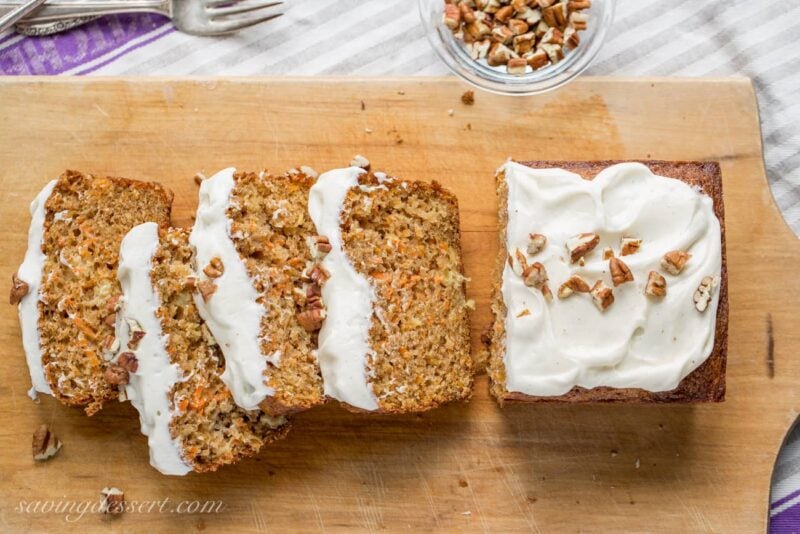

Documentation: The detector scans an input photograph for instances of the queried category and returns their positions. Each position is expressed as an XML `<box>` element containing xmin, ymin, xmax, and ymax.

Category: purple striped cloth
<box><xmin>0</xmin><ymin>14</ymin><xmax>172</xmax><ymax>75</ymax></box>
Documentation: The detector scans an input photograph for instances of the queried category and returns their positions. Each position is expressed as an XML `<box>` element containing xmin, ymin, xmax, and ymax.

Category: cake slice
<box><xmin>308</xmin><ymin>165</ymin><xmax>473</xmax><ymax>413</ymax></box>
<box><xmin>116</xmin><ymin>223</ymin><xmax>289</xmax><ymax>475</ymax></box>
<box><xmin>12</xmin><ymin>171</ymin><xmax>173</xmax><ymax>415</ymax></box>
<box><xmin>487</xmin><ymin>160</ymin><xmax>728</xmax><ymax>404</ymax></box>
<box><xmin>190</xmin><ymin>167</ymin><xmax>325</xmax><ymax>415</ymax></box>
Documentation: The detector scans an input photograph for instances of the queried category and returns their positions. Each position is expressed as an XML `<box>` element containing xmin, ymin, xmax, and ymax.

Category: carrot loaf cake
<box><xmin>117</xmin><ymin>223</ymin><xmax>289</xmax><ymax>474</ymax></box>
<box><xmin>487</xmin><ymin>161</ymin><xmax>728</xmax><ymax>404</ymax></box>
<box><xmin>308</xmin><ymin>165</ymin><xmax>473</xmax><ymax>413</ymax></box>
<box><xmin>13</xmin><ymin>171</ymin><xmax>172</xmax><ymax>415</ymax></box>
<box><xmin>190</xmin><ymin>167</ymin><xmax>324</xmax><ymax>415</ymax></box>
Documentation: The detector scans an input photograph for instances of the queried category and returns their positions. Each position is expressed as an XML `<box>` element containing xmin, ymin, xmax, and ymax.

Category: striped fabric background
<box><xmin>1</xmin><ymin>0</ymin><xmax>799</xmax><ymax>530</ymax></box>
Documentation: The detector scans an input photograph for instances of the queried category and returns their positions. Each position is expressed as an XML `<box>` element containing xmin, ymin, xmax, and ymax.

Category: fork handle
<box><xmin>0</xmin><ymin>1</ymin><xmax>170</xmax><ymax>22</ymax></box>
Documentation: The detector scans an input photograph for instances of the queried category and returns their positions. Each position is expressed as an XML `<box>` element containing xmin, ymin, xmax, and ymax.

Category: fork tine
<box><xmin>211</xmin><ymin>11</ymin><xmax>283</xmax><ymax>34</ymax></box>
<box><xmin>208</xmin><ymin>1</ymin><xmax>283</xmax><ymax>18</ymax></box>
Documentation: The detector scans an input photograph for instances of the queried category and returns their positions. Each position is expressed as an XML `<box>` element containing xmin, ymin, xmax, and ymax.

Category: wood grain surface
<box><xmin>0</xmin><ymin>77</ymin><xmax>797</xmax><ymax>533</ymax></box>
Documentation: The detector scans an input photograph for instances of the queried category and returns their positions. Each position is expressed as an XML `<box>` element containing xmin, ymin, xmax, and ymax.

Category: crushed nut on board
<box><xmin>100</xmin><ymin>487</ymin><xmax>125</xmax><ymax>515</ymax></box>
<box><xmin>350</xmin><ymin>154</ymin><xmax>371</xmax><ymax>171</ymax></box>
<box><xmin>461</xmin><ymin>90</ymin><xmax>475</xmax><ymax>105</ymax></box>
<box><xmin>32</xmin><ymin>424</ymin><xmax>62</xmax><ymax>461</ymax></box>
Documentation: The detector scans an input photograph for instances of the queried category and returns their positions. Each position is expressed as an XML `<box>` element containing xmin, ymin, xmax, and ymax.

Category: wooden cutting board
<box><xmin>0</xmin><ymin>77</ymin><xmax>797</xmax><ymax>533</ymax></box>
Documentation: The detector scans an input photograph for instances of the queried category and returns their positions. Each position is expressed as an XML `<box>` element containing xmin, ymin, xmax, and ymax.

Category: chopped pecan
<box><xmin>557</xmin><ymin>275</ymin><xmax>591</xmax><ymax>299</ymax></box>
<box><xmin>602</xmin><ymin>247</ymin><xmax>614</xmax><ymax>260</ymax></box>
<box><xmin>32</xmin><ymin>424</ymin><xmax>62</xmax><ymax>461</ymax></box>
<box><xmin>104</xmin><ymin>364</ymin><xmax>129</xmax><ymax>386</ymax></box>
<box><xmin>645</xmin><ymin>271</ymin><xmax>667</xmax><ymax>297</ymax></box>
<box><xmin>127</xmin><ymin>330</ymin><xmax>145</xmax><ymax>351</ymax></box>
<box><xmin>100</xmin><ymin>487</ymin><xmax>125</xmax><ymax>515</ymax></box>
<box><xmin>609</xmin><ymin>257</ymin><xmax>634</xmax><ymax>286</ymax></box>
<box><xmin>566</xmin><ymin>232</ymin><xmax>600</xmax><ymax>263</ymax></box>
<box><xmin>527</xmin><ymin>233</ymin><xmax>547</xmax><ymax>256</ymax></box>
<box><xmin>10</xmin><ymin>272</ymin><xmax>29</xmax><ymax>305</ymax></box>
<box><xmin>661</xmin><ymin>250</ymin><xmax>691</xmax><ymax>275</ymax></box>
<box><xmin>198</xmin><ymin>280</ymin><xmax>217</xmax><ymax>302</ymax></box>
<box><xmin>620</xmin><ymin>237</ymin><xmax>642</xmax><ymax>256</ymax></box>
<box><xmin>350</xmin><ymin>155</ymin><xmax>371</xmax><ymax>171</ymax></box>
<box><xmin>116</xmin><ymin>352</ymin><xmax>139</xmax><ymax>374</ymax></box>
<box><xmin>203</xmin><ymin>257</ymin><xmax>224</xmax><ymax>278</ymax></box>
<box><xmin>308</xmin><ymin>264</ymin><xmax>330</xmax><ymax>285</ymax></box>
<box><xmin>694</xmin><ymin>276</ymin><xmax>716</xmax><ymax>312</ymax></box>
<box><xmin>590</xmin><ymin>280</ymin><xmax>614</xmax><ymax>311</ymax></box>
<box><xmin>297</xmin><ymin>308</ymin><xmax>326</xmax><ymax>332</ymax></box>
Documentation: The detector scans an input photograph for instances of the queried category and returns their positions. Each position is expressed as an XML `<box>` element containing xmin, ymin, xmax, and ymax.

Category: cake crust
<box><xmin>487</xmin><ymin>160</ymin><xmax>728</xmax><ymax>404</ymax></box>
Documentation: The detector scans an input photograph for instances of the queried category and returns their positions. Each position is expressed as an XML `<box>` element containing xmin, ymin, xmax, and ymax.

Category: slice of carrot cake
<box><xmin>12</xmin><ymin>171</ymin><xmax>173</xmax><ymax>415</ymax></box>
<box><xmin>308</xmin><ymin>162</ymin><xmax>473</xmax><ymax>413</ymax></box>
<box><xmin>190</xmin><ymin>167</ymin><xmax>324</xmax><ymax>415</ymax></box>
<box><xmin>117</xmin><ymin>223</ymin><xmax>289</xmax><ymax>475</ymax></box>
<box><xmin>487</xmin><ymin>160</ymin><xmax>728</xmax><ymax>404</ymax></box>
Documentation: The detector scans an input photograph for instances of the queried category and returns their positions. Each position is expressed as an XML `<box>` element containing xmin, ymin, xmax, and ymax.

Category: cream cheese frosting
<box><xmin>118</xmin><ymin>222</ymin><xmax>192</xmax><ymax>476</ymax></box>
<box><xmin>17</xmin><ymin>179</ymin><xmax>57</xmax><ymax>400</ymax></box>
<box><xmin>189</xmin><ymin>168</ymin><xmax>274</xmax><ymax>411</ymax></box>
<box><xmin>500</xmin><ymin>161</ymin><xmax>722</xmax><ymax>396</ymax></box>
<box><xmin>308</xmin><ymin>167</ymin><xmax>380</xmax><ymax>411</ymax></box>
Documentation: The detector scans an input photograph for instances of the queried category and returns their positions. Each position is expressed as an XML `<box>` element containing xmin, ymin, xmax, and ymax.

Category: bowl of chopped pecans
<box><xmin>419</xmin><ymin>0</ymin><xmax>615</xmax><ymax>95</ymax></box>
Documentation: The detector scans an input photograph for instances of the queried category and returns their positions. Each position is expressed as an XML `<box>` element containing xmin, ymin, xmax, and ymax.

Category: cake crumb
<box><xmin>448</xmin><ymin>109</ymin><xmax>455</xmax><ymax>117</ymax></box>
<box><xmin>461</xmin><ymin>90</ymin><xmax>475</xmax><ymax>105</ymax></box>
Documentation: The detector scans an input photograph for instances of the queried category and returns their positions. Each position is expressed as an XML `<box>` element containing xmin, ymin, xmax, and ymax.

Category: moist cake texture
<box><xmin>119</xmin><ymin>223</ymin><xmax>289</xmax><ymax>474</ymax></box>
<box><xmin>191</xmin><ymin>168</ymin><xmax>324</xmax><ymax>415</ymax></box>
<box><xmin>16</xmin><ymin>171</ymin><xmax>172</xmax><ymax>415</ymax></box>
<box><xmin>487</xmin><ymin>160</ymin><xmax>728</xmax><ymax>404</ymax></box>
<box><xmin>310</xmin><ymin>167</ymin><xmax>473</xmax><ymax>413</ymax></box>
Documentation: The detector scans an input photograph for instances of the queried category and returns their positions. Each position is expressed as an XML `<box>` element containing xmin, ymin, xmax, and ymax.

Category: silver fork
<box><xmin>3</xmin><ymin>0</ymin><xmax>284</xmax><ymax>36</ymax></box>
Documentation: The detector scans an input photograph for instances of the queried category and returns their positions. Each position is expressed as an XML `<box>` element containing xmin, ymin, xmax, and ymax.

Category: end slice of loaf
<box><xmin>310</xmin><ymin>167</ymin><xmax>474</xmax><ymax>413</ymax></box>
<box><xmin>118</xmin><ymin>224</ymin><xmax>289</xmax><ymax>474</ymax></box>
<box><xmin>14</xmin><ymin>171</ymin><xmax>173</xmax><ymax>415</ymax></box>
<box><xmin>191</xmin><ymin>168</ymin><xmax>325</xmax><ymax>416</ymax></box>
<box><xmin>487</xmin><ymin>160</ymin><xmax>728</xmax><ymax>404</ymax></box>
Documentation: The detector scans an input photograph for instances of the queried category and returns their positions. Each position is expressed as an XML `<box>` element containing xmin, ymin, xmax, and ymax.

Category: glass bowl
<box><xmin>418</xmin><ymin>0</ymin><xmax>615</xmax><ymax>96</ymax></box>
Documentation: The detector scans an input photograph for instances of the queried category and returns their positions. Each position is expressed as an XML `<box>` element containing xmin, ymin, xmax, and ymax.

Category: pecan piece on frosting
<box><xmin>10</xmin><ymin>272</ymin><xmax>29</xmax><ymax>305</ymax></box>
<box><xmin>203</xmin><ymin>257</ymin><xmax>224</xmax><ymax>279</ymax></box>
<box><xmin>693</xmin><ymin>276</ymin><xmax>716</xmax><ymax>312</ymax></box>
<box><xmin>609</xmin><ymin>257</ymin><xmax>634</xmax><ymax>287</ymax></box>
<box><xmin>32</xmin><ymin>424</ymin><xmax>62</xmax><ymax>461</ymax></box>
<box><xmin>527</xmin><ymin>233</ymin><xmax>547</xmax><ymax>256</ymax></box>
<box><xmin>620</xmin><ymin>236</ymin><xmax>642</xmax><ymax>256</ymax></box>
<box><xmin>662</xmin><ymin>250</ymin><xmax>691</xmax><ymax>275</ymax></box>
<box><xmin>557</xmin><ymin>274</ymin><xmax>591</xmax><ymax>299</ymax></box>
<box><xmin>645</xmin><ymin>271</ymin><xmax>667</xmax><ymax>297</ymax></box>
<box><xmin>522</xmin><ymin>261</ymin><xmax>553</xmax><ymax>301</ymax></box>
<box><xmin>590</xmin><ymin>280</ymin><xmax>614</xmax><ymax>311</ymax></box>
<box><xmin>198</xmin><ymin>280</ymin><xmax>217</xmax><ymax>302</ymax></box>
<box><xmin>566</xmin><ymin>232</ymin><xmax>599</xmax><ymax>263</ymax></box>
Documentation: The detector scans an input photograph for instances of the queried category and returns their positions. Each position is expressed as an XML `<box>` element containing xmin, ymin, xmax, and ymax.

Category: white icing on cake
<box><xmin>189</xmin><ymin>168</ymin><xmax>273</xmax><ymax>411</ymax></box>
<box><xmin>308</xmin><ymin>167</ymin><xmax>379</xmax><ymax>411</ymax></box>
<box><xmin>17</xmin><ymin>179</ymin><xmax>57</xmax><ymax>400</ymax></box>
<box><xmin>500</xmin><ymin>161</ymin><xmax>722</xmax><ymax>396</ymax></box>
<box><xmin>118</xmin><ymin>222</ymin><xmax>191</xmax><ymax>476</ymax></box>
